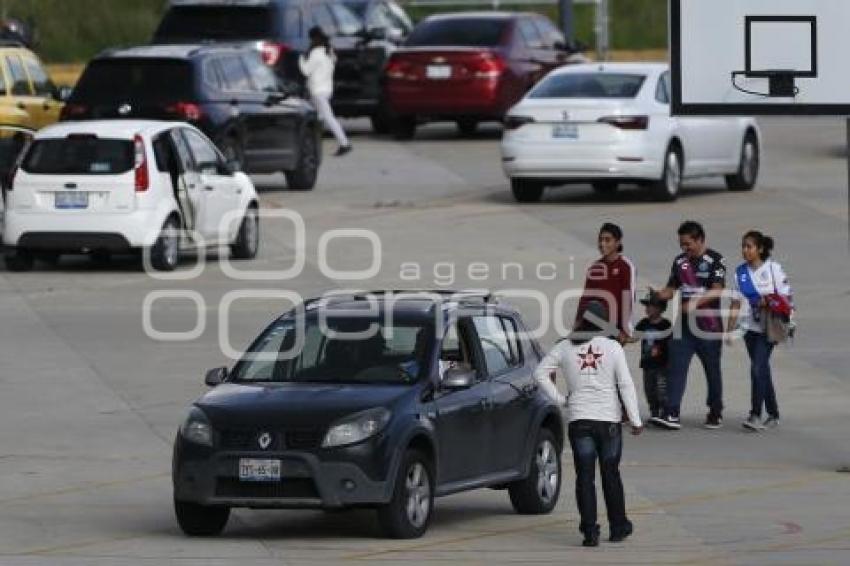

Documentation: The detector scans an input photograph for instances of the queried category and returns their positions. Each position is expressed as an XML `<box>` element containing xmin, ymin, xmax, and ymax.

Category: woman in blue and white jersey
<box><xmin>726</xmin><ymin>230</ymin><xmax>793</xmax><ymax>431</ymax></box>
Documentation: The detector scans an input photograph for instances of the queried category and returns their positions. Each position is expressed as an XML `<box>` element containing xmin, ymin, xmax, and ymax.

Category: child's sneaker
<box><xmin>742</xmin><ymin>414</ymin><xmax>766</xmax><ymax>431</ymax></box>
<box><xmin>704</xmin><ymin>412</ymin><xmax>723</xmax><ymax>429</ymax></box>
<box><xmin>655</xmin><ymin>413</ymin><xmax>681</xmax><ymax>430</ymax></box>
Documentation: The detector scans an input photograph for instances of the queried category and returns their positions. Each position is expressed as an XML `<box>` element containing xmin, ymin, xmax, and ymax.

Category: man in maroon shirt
<box><xmin>576</xmin><ymin>223</ymin><xmax>637</xmax><ymax>344</ymax></box>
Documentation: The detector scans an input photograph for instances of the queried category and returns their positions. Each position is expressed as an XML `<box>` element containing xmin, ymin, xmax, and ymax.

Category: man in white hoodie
<box><xmin>299</xmin><ymin>26</ymin><xmax>351</xmax><ymax>156</ymax></box>
<box><xmin>534</xmin><ymin>300</ymin><xmax>642</xmax><ymax>547</ymax></box>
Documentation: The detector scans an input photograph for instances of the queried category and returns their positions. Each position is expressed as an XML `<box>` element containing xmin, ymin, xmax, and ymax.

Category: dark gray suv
<box><xmin>153</xmin><ymin>0</ymin><xmax>413</xmax><ymax>134</ymax></box>
<box><xmin>173</xmin><ymin>291</ymin><xmax>564</xmax><ymax>538</ymax></box>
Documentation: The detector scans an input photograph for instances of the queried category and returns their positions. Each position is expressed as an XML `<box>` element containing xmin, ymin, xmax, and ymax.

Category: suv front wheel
<box><xmin>285</xmin><ymin>126</ymin><xmax>319</xmax><ymax>191</ymax></box>
<box><xmin>377</xmin><ymin>449</ymin><xmax>434</xmax><ymax>539</ymax></box>
<box><xmin>174</xmin><ymin>499</ymin><xmax>230</xmax><ymax>536</ymax></box>
<box><xmin>508</xmin><ymin>428</ymin><xmax>561</xmax><ymax>514</ymax></box>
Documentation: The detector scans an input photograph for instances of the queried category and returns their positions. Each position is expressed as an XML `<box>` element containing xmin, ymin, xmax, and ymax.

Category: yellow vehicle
<box><xmin>0</xmin><ymin>42</ymin><xmax>66</xmax><ymax>132</ymax></box>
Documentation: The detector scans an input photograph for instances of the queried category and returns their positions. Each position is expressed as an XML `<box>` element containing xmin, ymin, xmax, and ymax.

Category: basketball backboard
<box><xmin>671</xmin><ymin>0</ymin><xmax>850</xmax><ymax>115</ymax></box>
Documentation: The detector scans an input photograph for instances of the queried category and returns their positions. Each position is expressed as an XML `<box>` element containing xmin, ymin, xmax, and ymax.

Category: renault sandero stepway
<box><xmin>173</xmin><ymin>291</ymin><xmax>565</xmax><ymax>538</ymax></box>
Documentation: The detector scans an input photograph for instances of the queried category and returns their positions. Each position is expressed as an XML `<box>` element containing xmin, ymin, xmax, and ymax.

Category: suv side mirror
<box><xmin>441</xmin><ymin>368</ymin><xmax>475</xmax><ymax>391</ymax></box>
<box><xmin>226</xmin><ymin>159</ymin><xmax>242</xmax><ymax>174</ymax></box>
<box><xmin>265</xmin><ymin>91</ymin><xmax>287</xmax><ymax>106</ymax></box>
<box><xmin>205</xmin><ymin>367</ymin><xmax>228</xmax><ymax>386</ymax></box>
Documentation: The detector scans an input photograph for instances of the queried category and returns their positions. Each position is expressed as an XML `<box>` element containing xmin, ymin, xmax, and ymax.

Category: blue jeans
<box><xmin>744</xmin><ymin>331</ymin><xmax>779</xmax><ymax>418</ymax></box>
<box><xmin>568</xmin><ymin>420</ymin><xmax>631</xmax><ymax>537</ymax></box>
<box><xmin>666</xmin><ymin>326</ymin><xmax>723</xmax><ymax>417</ymax></box>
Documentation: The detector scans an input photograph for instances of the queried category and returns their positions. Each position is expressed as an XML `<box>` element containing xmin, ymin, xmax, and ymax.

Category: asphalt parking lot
<box><xmin>1</xmin><ymin>117</ymin><xmax>849</xmax><ymax>565</ymax></box>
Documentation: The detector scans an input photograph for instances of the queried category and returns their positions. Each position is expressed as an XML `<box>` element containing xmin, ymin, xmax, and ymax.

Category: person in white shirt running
<box><xmin>726</xmin><ymin>230</ymin><xmax>793</xmax><ymax>431</ymax></box>
<box><xmin>534</xmin><ymin>300</ymin><xmax>643</xmax><ymax>547</ymax></box>
<box><xmin>299</xmin><ymin>26</ymin><xmax>351</xmax><ymax>156</ymax></box>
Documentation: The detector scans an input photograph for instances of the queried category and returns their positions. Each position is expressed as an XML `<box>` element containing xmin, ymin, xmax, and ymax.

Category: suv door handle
<box><xmin>203</xmin><ymin>185</ymin><xmax>215</xmax><ymax>192</ymax></box>
<box><xmin>521</xmin><ymin>383</ymin><xmax>539</xmax><ymax>396</ymax></box>
<box><xmin>16</xmin><ymin>102</ymin><xmax>25</xmax><ymax>110</ymax></box>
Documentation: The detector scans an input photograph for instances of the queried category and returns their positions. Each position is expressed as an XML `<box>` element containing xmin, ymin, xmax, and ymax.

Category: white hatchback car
<box><xmin>2</xmin><ymin>120</ymin><xmax>259</xmax><ymax>271</ymax></box>
<box><xmin>501</xmin><ymin>62</ymin><xmax>761</xmax><ymax>202</ymax></box>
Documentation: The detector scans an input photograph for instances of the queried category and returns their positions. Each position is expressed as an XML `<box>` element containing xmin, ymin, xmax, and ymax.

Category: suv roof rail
<box><xmin>317</xmin><ymin>289</ymin><xmax>498</xmax><ymax>304</ymax></box>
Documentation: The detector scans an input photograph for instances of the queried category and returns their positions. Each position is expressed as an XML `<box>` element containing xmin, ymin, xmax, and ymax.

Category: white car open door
<box><xmin>0</xmin><ymin>126</ymin><xmax>35</xmax><ymax>238</ymax></box>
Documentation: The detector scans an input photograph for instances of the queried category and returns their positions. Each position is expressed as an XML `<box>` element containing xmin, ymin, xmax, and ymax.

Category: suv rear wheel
<box><xmin>149</xmin><ymin>217</ymin><xmax>181</xmax><ymax>272</ymax></box>
<box><xmin>285</xmin><ymin>127</ymin><xmax>319</xmax><ymax>191</ymax></box>
<box><xmin>174</xmin><ymin>500</ymin><xmax>230</xmax><ymax>536</ymax></box>
<box><xmin>393</xmin><ymin>115</ymin><xmax>417</xmax><ymax>141</ymax></box>
<box><xmin>456</xmin><ymin>118</ymin><xmax>479</xmax><ymax>137</ymax></box>
<box><xmin>230</xmin><ymin>205</ymin><xmax>259</xmax><ymax>260</ymax></box>
<box><xmin>4</xmin><ymin>249</ymin><xmax>34</xmax><ymax>272</ymax></box>
<box><xmin>511</xmin><ymin>178</ymin><xmax>544</xmax><ymax>203</ymax></box>
<box><xmin>508</xmin><ymin>428</ymin><xmax>561</xmax><ymax>514</ymax></box>
<box><xmin>377</xmin><ymin>449</ymin><xmax>434</xmax><ymax>539</ymax></box>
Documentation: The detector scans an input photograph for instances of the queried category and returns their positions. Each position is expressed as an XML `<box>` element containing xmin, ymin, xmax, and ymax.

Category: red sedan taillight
<box><xmin>164</xmin><ymin>101</ymin><xmax>204</xmax><ymax>122</ymax></box>
<box><xmin>598</xmin><ymin>115</ymin><xmax>649</xmax><ymax>130</ymax></box>
<box><xmin>133</xmin><ymin>134</ymin><xmax>149</xmax><ymax>192</ymax></box>
<box><xmin>385</xmin><ymin>57</ymin><xmax>414</xmax><ymax>80</ymax></box>
<box><xmin>471</xmin><ymin>53</ymin><xmax>506</xmax><ymax>79</ymax></box>
<box><xmin>260</xmin><ymin>41</ymin><xmax>289</xmax><ymax>66</ymax></box>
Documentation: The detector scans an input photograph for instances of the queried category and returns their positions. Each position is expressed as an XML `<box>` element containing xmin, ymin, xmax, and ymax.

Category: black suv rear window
<box><xmin>530</xmin><ymin>73</ymin><xmax>647</xmax><ymax>99</ymax></box>
<box><xmin>406</xmin><ymin>18</ymin><xmax>508</xmax><ymax>47</ymax></box>
<box><xmin>155</xmin><ymin>6</ymin><xmax>278</xmax><ymax>41</ymax></box>
<box><xmin>72</xmin><ymin>59</ymin><xmax>195</xmax><ymax>103</ymax></box>
<box><xmin>23</xmin><ymin>137</ymin><xmax>134</xmax><ymax>175</ymax></box>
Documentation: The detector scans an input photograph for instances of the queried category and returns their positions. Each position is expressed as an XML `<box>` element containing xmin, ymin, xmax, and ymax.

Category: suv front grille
<box><xmin>218</xmin><ymin>429</ymin><xmax>324</xmax><ymax>451</ymax></box>
<box><xmin>215</xmin><ymin>478</ymin><xmax>319</xmax><ymax>499</ymax></box>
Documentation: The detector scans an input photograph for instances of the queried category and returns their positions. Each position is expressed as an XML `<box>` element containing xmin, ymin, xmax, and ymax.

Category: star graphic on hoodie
<box><xmin>578</xmin><ymin>345</ymin><xmax>604</xmax><ymax>370</ymax></box>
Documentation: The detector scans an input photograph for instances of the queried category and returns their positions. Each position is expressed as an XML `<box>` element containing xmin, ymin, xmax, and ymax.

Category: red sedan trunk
<box><xmin>386</xmin><ymin>47</ymin><xmax>516</xmax><ymax>118</ymax></box>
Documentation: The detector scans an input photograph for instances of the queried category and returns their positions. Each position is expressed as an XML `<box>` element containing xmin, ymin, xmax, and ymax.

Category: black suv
<box><xmin>173</xmin><ymin>291</ymin><xmax>564</xmax><ymax>539</ymax></box>
<box><xmin>153</xmin><ymin>0</ymin><xmax>413</xmax><ymax>134</ymax></box>
<box><xmin>61</xmin><ymin>45</ymin><xmax>322</xmax><ymax>191</ymax></box>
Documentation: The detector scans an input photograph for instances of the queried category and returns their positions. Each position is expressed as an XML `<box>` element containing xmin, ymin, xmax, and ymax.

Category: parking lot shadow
<box><xmin>485</xmin><ymin>183</ymin><xmax>730</xmax><ymax>206</ymax></box>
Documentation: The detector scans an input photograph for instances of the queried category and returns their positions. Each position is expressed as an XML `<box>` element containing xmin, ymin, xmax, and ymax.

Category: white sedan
<box><xmin>2</xmin><ymin>120</ymin><xmax>259</xmax><ymax>271</ymax></box>
<box><xmin>501</xmin><ymin>62</ymin><xmax>761</xmax><ymax>202</ymax></box>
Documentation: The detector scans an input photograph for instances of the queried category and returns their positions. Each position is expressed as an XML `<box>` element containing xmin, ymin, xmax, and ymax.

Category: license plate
<box><xmin>426</xmin><ymin>65</ymin><xmax>452</xmax><ymax>79</ymax></box>
<box><xmin>55</xmin><ymin>192</ymin><xmax>88</xmax><ymax>209</ymax></box>
<box><xmin>239</xmin><ymin>458</ymin><xmax>281</xmax><ymax>482</ymax></box>
<box><xmin>552</xmin><ymin>123</ymin><xmax>579</xmax><ymax>140</ymax></box>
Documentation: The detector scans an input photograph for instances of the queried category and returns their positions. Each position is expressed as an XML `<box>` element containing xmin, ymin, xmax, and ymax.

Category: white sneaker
<box><xmin>763</xmin><ymin>416</ymin><xmax>780</xmax><ymax>429</ymax></box>
<box><xmin>743</xmin><ymin>415</ymin><xmax>766</xmax><ymax>431</ymax></box>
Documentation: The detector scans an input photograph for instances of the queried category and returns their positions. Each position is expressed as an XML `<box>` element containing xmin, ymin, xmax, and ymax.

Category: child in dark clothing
<box><xmin>634</xmin><ymin>291</ymin><xmax>672</xmax><ymax>423</ymax></box>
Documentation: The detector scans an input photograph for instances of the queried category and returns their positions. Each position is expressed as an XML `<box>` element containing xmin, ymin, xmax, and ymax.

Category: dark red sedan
<box><xmin>384</xmin><ymin>12</ymin><xmax>583</xmax><ymax>139</ymax></box>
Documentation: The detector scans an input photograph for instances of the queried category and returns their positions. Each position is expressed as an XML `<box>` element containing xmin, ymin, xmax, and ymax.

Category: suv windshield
<box><xmin>530</xmin><ymin>73</ymin><xmax>647</xmax><ymax>99</ymax></box>
<box><xmin>232</xmin><ymin>317</ymin><xmax>433</xmax><ymax>385</ymax></box>
<box><xmin>154</xmin><ymin>6</ymin><xmax>277</xmax><ymax>41</ymax></box>
<box><xmin>22</xmin><ymin>137</ymin><xmax>134</xmax><ymax>175</ymax></box>
<box><xmin>406</xmin><ymin>18</ymin><xmax>508</xmax><ymax>47</ymax></box>
<box><xmin>72</xmin><ymin>59</ymin><xmax>195</xmax><ymax>104</ymax></box>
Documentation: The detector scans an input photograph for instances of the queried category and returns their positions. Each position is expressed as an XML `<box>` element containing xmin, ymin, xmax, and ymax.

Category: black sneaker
<box><xmin>334</xmin><ymin>145</ymin><xmax>352</xmax><ymax>157</ymax></box>
<box><xmin>610</xmin><ymin>522</ymin><xmax>633</xmax><ymax>543</ymax></box>
<box><xmin>582</xmin><ymin>530</ymin><xmax>600</xmax><ymax>547</ymax></box>
<box><xmin>655</xmin><ymin>414</ymin><xmax>681</xmax><ymax>430</ymax></box>
<box><xmin>704</xmin><ymin>412</ymin><xmax>723</xmax><ymax>429</ymax></box>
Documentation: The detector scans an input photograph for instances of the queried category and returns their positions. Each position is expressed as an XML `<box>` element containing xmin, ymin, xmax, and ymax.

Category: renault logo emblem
<box><xmin>562</xmin><ymin>110</ymin><xmax>570</xmax><ymax>121</ymax></box>
<box><xmin>257</xmin><ymin>432</ymin><xmax>272</xmax><ymax>450</ymax></box>
<box><xmin>118</xmin><ymin>103</ymin><xmax>132</xmax><ymax>116</ymax></box>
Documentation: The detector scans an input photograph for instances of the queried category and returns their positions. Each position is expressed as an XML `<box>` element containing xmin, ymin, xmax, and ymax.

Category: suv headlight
<box><xmin>179</xmin><ymin>407</ymin><xmax>213</xmax><ymax>446</ymax></box>
<box><xmin>322</xmin><ymin>408</ymin><xmax>391</xmax><ymax>448</ymax></box>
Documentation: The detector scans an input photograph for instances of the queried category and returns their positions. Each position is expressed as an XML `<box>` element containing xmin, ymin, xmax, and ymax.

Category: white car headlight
<box><xmin>322</xmin><ymin>408</ymin><xmax>391</xmax><ymax>448</ymax></box>
<box><xmin>180</xmin><ymin>407</ymin><xmax>213</xmax><ymax>446</ymax></box>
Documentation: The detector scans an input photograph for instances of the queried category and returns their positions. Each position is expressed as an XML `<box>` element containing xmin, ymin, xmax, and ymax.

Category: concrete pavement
<box><xmin>1</xmin><ymin>117</ymin><xmax>849</xmax><ymax>565</ymax></box>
